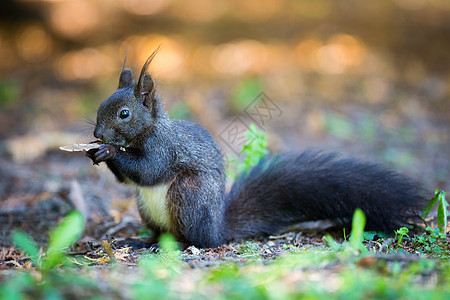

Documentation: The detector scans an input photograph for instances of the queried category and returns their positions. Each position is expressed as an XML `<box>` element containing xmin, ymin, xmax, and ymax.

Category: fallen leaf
<box><xmin>59</xmin><ymin>143</ymin><xmax>101</xmax><ymax>152</ymax></box>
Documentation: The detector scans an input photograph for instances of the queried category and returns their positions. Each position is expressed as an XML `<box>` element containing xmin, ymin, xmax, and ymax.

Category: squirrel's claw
<box><xmin>86</xmin><ymin>144</ymin><xmax>116</xmax><ymax>164</ymax></box>
<box><xmin>86</xmin><ymin>148</ymin><xmax>98</xmax><ymax>165</ymax></box>
<box><xmin>94</xmin><ymin>144</ymin><xmax>117</xmax><ymax>163</ymax></box>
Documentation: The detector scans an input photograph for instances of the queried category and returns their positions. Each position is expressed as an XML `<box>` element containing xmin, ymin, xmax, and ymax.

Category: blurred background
<box><xmin>0</xmin><ymin>0</ymin><xmax>449</xmax><ymax>230</ymax></box>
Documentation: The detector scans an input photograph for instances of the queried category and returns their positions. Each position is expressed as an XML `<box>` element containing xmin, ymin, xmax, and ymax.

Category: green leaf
<box><xmin>226</xmin><ymin>123</ymin><xmax>269</xmax><ymax>180</ymax></box>
<box><xmin>422</xmin><ymin>189</ymin><xmax>440</xmax><ymax>219</ymax></box>
<box><xmin>396</xmin><ymin>227</ymin><xmax>409</xmax><ymax>236</ymax></box>
<box><xmin>0</xmin><ymin>272</ymin><xmax>34</xmax><ymax>300</ymax></box>
<box><xmin>46</xmin><ymin>210</ymin><xmax>85</xmax><ymax>269</ymax></box>
<box><xmin>324</xmin><ymin>112</ymin><xmax>354</xmax><ymax>140</ymax></box>
<box><xmin>363</xmin><ymin>231</ymin><xmax>377</xmax><ymax>241</ymax></box>
<box><xmin>436</xmin><ymin>190</ymin><xmax>448</xmax><ymax>234</ymax></box>
<box><xmin>395</xmin><ymin>227</ymin><xmax>409</xmax><ymax>249</ymax></box>
<box><xmin>11</xmin><ymin>231</ymin><xmax>41</xmax><ymax>267</ymax></box>
<box><xmin>168</xmin><ymin>100</ymin><xmax>190</xmax><ymax>120</ymax></box>
<box><xmin>240</xmin><ymin>124</ymin><xmax>268</xmax><ymax>173</ymax></box>
<box><xmin>424</xmin><ymin>190</ymin><xmax>448</xmax><ymax>234</ymax></box>
<box><xmin>231</xmin><ymin>77</ymin><xmax>264</xmax><ymax>112</ymax></box>
<box><xmin>349</xmin><ymin>209</ymin><xmax>366</xmax><ymax>251</ymax></box>
<box><xmin>324</xmin><ymin>234</ymin><xmax>340</xmax><ymax>251</ymax></box>
<box><xmin>159</xmin><ymin>234</ymin><xmax>179</xmax><ymax>253</ymax></box>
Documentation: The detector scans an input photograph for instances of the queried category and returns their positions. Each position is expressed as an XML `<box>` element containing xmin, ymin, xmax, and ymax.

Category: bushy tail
<box><xmin>224</xmin><ymin>151</ymin><xmax>426</xmax><ymax>242</ymax></box>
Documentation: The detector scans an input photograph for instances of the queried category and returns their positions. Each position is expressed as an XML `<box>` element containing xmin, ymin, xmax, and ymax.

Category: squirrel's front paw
<box><xmin>86</xmin><ymin>148</ymin><xmax>98</xmax><ymax>164</ymax></box>
<box><xmin>90</xmin><ymin>144</ymin><xmax>117</xmax><ymax>164</ymax></box>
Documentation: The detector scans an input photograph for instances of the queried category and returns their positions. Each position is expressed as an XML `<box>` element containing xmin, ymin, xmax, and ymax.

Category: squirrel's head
<box><xmin>93</xmin><ymin>50</ymin><xmax>165</xmax><ymax>146</ymax></box>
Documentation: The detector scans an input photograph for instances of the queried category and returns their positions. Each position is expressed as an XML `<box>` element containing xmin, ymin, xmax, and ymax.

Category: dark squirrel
<box><xmin>87</xmin><ymin>52</ymin><xmax>426</xmax><ymax>248</ymax></box>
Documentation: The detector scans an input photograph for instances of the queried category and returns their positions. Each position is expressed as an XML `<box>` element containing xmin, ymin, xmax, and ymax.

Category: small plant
<box><xmin>395</xmin><ymin>227</ymin><xmax>409</xmax><ymax>250</ymax></box>
<box><xmin>12</xmin><ymin>210</ymin><xmax>85</xmax><ymax>270</ymax></box>
<box><xmin>239</xmin><ymin>241</ymin><xmax>261</xmax><ymax>257</ymax></box>
<box><xmin>4</xmin><ymin>210</ymin><xmax>89</xmax><ymax>298</ymax></box>
<box><xmin>132</xmin><ymin>234</ymin><xmax>181</xmax><ymax>299</ymax></box>
<box><xmin>412</xmin><ymin>227</ymin><xmax>448</xmax><ymax>254</ymax></box>
<box><xmin>139</xmin><ymin>233</ymin><xmax>181</xmax><ymax>271</ymax></box>
<box><xmin>422</xmin><ymin>189</ymin><xmax>448</xmax><ymax>234</ymax></box>
<box><xmin>240</xmin><ymin>123</ymin><xmax>269</xmax><ymax>173</ymax></box>
<box><xmin>325</xmin><ymin>208</ymin><xmax>368</xmax><ymax>254</ymax></box>
<box><xmin>349</xmin><ymin>208</ymin><xmax>367</xmax><ymax>253</ymax></box>
<box><xmin>282</xmin><ymin>244</ymin><xmax>298</xmax><ymax>251</ymax></box>
<box><xmin>227</xmin><ymin>123</ymin><xmax>269</xmax><ymax>179</ymax></box>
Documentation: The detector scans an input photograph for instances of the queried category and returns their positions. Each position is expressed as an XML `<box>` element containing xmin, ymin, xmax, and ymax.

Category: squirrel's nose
<box><xmin>94</xmin><ymin>126</ymin><xmax>103</xmax><ymax>140</ymax></box>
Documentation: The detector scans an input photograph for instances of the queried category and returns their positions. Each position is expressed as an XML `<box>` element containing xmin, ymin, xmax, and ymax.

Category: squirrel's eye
<box><xmin>119</xmin><ymin>109</ymin><xmax>130</xmax><ymax>119</ymax></box>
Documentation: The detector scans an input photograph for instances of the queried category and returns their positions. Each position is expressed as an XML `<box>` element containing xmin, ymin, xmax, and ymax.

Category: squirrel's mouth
<box><xmin>93</xmin><ymin>126</ymin><xmax>129</xmax><ymax>147</ymax></box>
<box><xmin>110</xmin><ymin>140</ymin><xmax>128</xmax><ymax>147</ymax></box>
<box><xmin>99</xmin><ymin>137</ymin><xmax>127</xmax><ymax>147</ymax></box>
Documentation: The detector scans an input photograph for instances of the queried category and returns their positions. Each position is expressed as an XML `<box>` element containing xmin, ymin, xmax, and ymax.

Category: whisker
<box><xmin>83</xmin><ymin>114</ymin><xmax>96</xmax><ymax>127</ymax></box>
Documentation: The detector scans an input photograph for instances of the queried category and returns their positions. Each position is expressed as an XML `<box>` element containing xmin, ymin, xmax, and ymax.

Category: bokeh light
<box><xmin>232</xmin><ymin>0</ymin><xmax>283</xmax><ymax>22</ymax></box>
<box><xmin>16</xmin><ymin>23</ymin><xmax>52</xmax><ymax>63</ymax></box>
<box><xmin>122</xmin><ymin>35</ymin><xmax>186</xmax><ymax>80</ymax></box>
<box><xmin>57</xmin><ymin>48</ymin><xmax>113</xmax><ymax>81</ymax></box>
<box><xmin>316</xmin><ymin>34</ymin><xmax>367</xmax><ymax>74</ymax></box>
<box><xmin>119</xmin><ymin>0</ymin><xmax>171</xmax><ymax>16</ymax></box>
<box><xmin>295</xmin><ymin>39</ymin><xmax>323</xmax><ymax>71</ymax></box>
<box><xmin>171</xmin><ymin>0</ymin><xmax>228</xmax><ymax>22</ymax></box>
<box><xmin>211</xmin><ymin>40</ymin><xmax>268</xmax><ymax>75</ymax></box>
<box><xmin>49</xmin><ymin>0</ymin><xmax>100</xmax><ymax>38</ymax></box>
<box><xmin>289</xmin><ymin>0</ymin><xmax>332</xmax><ymax>19</ymax></box>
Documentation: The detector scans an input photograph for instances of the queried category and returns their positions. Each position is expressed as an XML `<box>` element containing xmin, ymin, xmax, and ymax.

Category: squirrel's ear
<box><xmin>134</xmin><ymin>48</ymin><xmax>159</xmax><ymax>108</ymax></box>
<box><xmin>118</xmin><ymin>52</ymin><xmax>133</xmax><ymax>89</ymax></box>
<box><xmin>118</xmin><ymin>69</ymin><xmax>133</xmax><ymax>89</ymax></box>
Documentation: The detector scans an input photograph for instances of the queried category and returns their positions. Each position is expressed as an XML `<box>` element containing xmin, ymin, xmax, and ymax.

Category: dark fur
<box><xmin>87</xmin><ymin>52</ymin><xmax>426</xmax><ymax>248</ymax></box>
<box><xmin>225</xmin><ymin>152</ymin><xmax>426</xmax><ymax>241</ymax></box>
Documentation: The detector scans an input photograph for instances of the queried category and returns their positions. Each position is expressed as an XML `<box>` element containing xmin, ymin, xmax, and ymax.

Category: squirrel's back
<box><xmin>170</xmin><ymin>119</ymin><xmax>225</xmax><ymax>173</ymax></box>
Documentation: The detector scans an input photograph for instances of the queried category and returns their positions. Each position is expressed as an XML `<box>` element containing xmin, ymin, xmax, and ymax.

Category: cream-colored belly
<box><xmin>136</xmin><ymin>184</ymin><xmax>171</xmax><ymax>231</ymax></box>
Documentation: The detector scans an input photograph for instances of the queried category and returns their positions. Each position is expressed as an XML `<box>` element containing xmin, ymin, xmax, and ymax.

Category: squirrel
<box><xmin>86</xmin><ymin>51</ymin><xmax>426</xmax><ymax>248</ymax></box>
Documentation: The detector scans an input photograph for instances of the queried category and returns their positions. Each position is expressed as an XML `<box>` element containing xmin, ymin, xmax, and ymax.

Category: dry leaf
<box><xmin>59</xmin><ymin>143</ymin><xmax>101</xmax><ymax>152</ymax></box>
<box><xmin>101</xmin><ymin>240</ymin><xmax>117</xmax><ymax>263</ymax></box>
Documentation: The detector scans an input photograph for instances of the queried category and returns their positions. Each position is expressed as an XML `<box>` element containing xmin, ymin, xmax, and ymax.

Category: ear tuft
<box><xmin>118</xmin><ymin>51</ymin><xmax>133</xmax><ymax>88</ymax></box>
<box><xmin>134</xmin><ymin>47</ymin><xmax>160</xmax><ymax>100</ymax></box>
<box><xmin>118</xmin><ymin>69</ymin><xmax>133</xmax><ymax>88</ymax></box>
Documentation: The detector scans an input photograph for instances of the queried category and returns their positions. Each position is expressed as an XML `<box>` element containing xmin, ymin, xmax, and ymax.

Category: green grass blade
<box><xmin>324</xmin><ymin>234</ymin><xmax>340</xmax><ymax>251</ymax></box>
<box><xmin>46</xmin><ymin>210</ymin><xmax>85</xmax><ymax>269</ymax></box>
<box><xmin>11</xmin><ymin>231</ymin><xmax>41</xmax><ymax>267</ymax></box>
<box><xmin>349</xmin><ymin>209</ymin><xmax>366</xmax><ymax>251</ymax></box>
<box><xmin>436</xmin><ymin>191</ymin><xmax>448</xmax><ymax>234</ymax></box>
<box><xmin>159</xmin><ymin>233</ymin><xmax>179</xmax><ymax>252</ymax></box>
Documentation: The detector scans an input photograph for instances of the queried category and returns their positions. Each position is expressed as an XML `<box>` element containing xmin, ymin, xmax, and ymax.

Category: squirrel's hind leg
<box><xmin>167</xmin><ymin>172</ymin><xmax>226</xmax><ymax>248</ymax></box>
